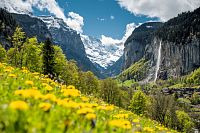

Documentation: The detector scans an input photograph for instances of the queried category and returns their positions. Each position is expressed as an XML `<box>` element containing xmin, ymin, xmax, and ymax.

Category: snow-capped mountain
<box><xmin>81</xmin><ymin>35</ymin><xmax>124</xmax><ymax>68</ymax></box>
<box><xmin>38</xmin><ymin>16</ymin><xmax>104</xmax><ymax>78</ymax></box>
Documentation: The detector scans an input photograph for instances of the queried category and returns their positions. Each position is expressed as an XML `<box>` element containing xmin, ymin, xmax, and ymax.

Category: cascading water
<box><xmin>154</xmin><ymin>41</ymin><xmax>162</xmax><ymax>82</ymax></box>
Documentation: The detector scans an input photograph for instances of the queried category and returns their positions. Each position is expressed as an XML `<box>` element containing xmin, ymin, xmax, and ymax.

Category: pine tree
<box><xmin>42</xmin><ymin>38</ymin><xmax>55</xmax><ymax>77</ymax></box>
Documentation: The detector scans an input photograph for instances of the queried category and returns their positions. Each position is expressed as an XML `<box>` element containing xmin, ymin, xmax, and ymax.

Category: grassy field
<box><xmin>0</xmin><ymin>62</ymin><xmax>178</xmax><ymax>133</ymax></box>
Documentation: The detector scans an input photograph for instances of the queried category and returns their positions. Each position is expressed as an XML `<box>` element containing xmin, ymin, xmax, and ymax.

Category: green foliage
<box><xmin>186</xmin><ymin>68</ymin><xmax>200</xmax><ymax>85</ymax></box>
<box><xmin>0</xmin><ymin>44</ymin><xmax>6</xmax><ymax>62</ymax></box>
<box><xmin>42</xmin><ymin>38</ymin><xmax>55</xmax><ymax>77</ymax></box>
<box><xmin>119</xmin><ymin>58</ymin><xmax>148</xmax><ymax>82</ymax></box>
<box><xmin>177</xmin><ymin>98</ymin><xmax>191</xmax><ymax>112</ymax></box>
<box><xmin>129</xmin><ymin>90</ymin><xmax>148</xmax><ymax>115</ymax></box>
<box><xmin>12</xmin><ymin>26</ymin><xmax>25</xmax><ymax>49</ymax></box>
<box><xmin>191</xmin><ymin>92</ymin><xmax>200</xmax><ymax>105</ymax></box>
<box><xmin>78</xmin><ymin>71</ymin><xmax>100</xmax><ymax>95</ymax></box>
<box><xmin>100</xmin><ymin>78</ymin><xmax>121</xmax><ymax>106</ymax></box>
<box><xmin>176</xmin><ymin>110</ymin><xmax>194</xmax><ymax>132</ymax></box>
<box><xmin>7</xmin><ymin>48</ymin><xmax>19</xmax><ymax>66</ymax></box>
<box><xmin>21</xmin><ymin>37</ymin><xmax>43</xmax><ymax>72</ymax></box>
<box><xmin>148</xmin><ymin>94</ymin><xmax>177</xmax><ymax>128</ymax></box>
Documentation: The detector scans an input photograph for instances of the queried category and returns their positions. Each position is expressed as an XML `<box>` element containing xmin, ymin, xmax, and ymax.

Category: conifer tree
<box><xmin>42</xmin><ymin>38</ymin><xmax>55</xmax><ymax>77</ymax></box>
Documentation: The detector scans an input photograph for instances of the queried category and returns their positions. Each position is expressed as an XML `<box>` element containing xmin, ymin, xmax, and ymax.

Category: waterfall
<box><xmin>154</xmin><ymin>41</ymin><xmax>162</xmax><ymax>82</ymax></box>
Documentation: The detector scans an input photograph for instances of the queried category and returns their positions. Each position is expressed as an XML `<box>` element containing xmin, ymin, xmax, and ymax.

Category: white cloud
<box><xmin>117</xmin><ymin>0</ymin><xmax>200</xmax><ymax>21</ymax></box>
<box><xmin>66</xmin><ymin>12</ymin><xmax>84</xmax><ymax>33</ymax></box>
<box><xmin>0</xmin><ymin>0</ymin><xmax>84</xmax><ymax>33</ymax></box>
<box><xmin>100</xmin><ymin>22</ymin><xmax>138</xmax><ymax>45</ymax></box>
<box><xmin>101</xmin><ymin>35</ymin><xmax>121</xmax><ymax>45</ymax></box>
<box><xmin>110</xmin><ymin>15</ymin><xmax>115</xmax><ymax>20</ymax></box>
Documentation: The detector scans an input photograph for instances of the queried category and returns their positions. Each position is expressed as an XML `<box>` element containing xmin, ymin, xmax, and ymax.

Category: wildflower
<box><xmin>25</xmin><ymin>80</ymin><xmax>34</xmax><ymax>86</ymax></box>
<box><xmin>4</xmin><ymin>68</ymin><xmax>12</xmax><ymax>72</ymax></box>
<box><xmin>77</xmin><ymin>108</ymin><xmax>95</xmax><ymax>115</ymax></box>
<box><xmin>15</xmin><ymin>89</ymin><xmax>42</xmax><ymax>99</ymax></box>
<box><xmin>113</xmin><ymin>114</ymin><xmax>129</xmax><ymax>119</ymax></box>
<box><xmin>143</xmin><ymin>127</ymin><xmax>154</xmax><ymax>132</ymax></box>
<box><xmin>9</xmin><ymin>101</ymin><xmax>29</xmax><ymax>110</ymax></box>
<box><xmin>22</xmin><ymin>69</ymin><xmax>29</xmax><ymax>73</ymax></box>
<box><xmin>132</xmin><ymin>118</ymin><xmax>140</xmax><ymax>123</ymax></box>
<box><xmin>8</xmin><ymin>74</ymin><xmax>17</xmax><ymax>78</ymax></box>
<box><xmin>97</xmin><ymin>105</ymin><xmax>114</xmax><ymax>111</ymax></box>
<box><xmin>85</xmin><ymin>113</ymin><xmax>96</xmax><ymax>120</ymax></box>
<box><xmin>81</xmin><ymin>96</ymin><xmax>89</xmax><ymax>102</ymax></box>
<box><xmin>32</xmin><ymin>72</ymin><xmax>40</xmax><ymax>75</ymax></box>
<box><xmin>39</xmin><ymin>102</ymin><xmax>51</xmax><ymax>111</ymax></box>
<box><xmin>45</xmin><ymin>85</ymin><xmax>53</xmax><ymax>91</ymax></box>
<box><xmin>67</xmin><ymin>85</ymin><xmax>76</xmax><ymax>90</ymax></box>
<box><xmin>43</xmin><ymin>94</ymin><xmax>57</xmax><ymax>101</ymax></box>
<box><xmin>62</xmin><ymin>101</ymin><xmax>79</xmax><ymax>109</ymax></box>
<box><xmin>109</xmin><ymin>119</ymin><xmax>131</xmax><ymax>129</ymax></box>
<box><xmin>79</xmin><ymin>103</ymin><xmax>97</xmax><ymax>108</ymax></box>
<box><xmin>62</xmin><ymin>88</ymin><xmax>80</xmax><ymax>97</ymax></box>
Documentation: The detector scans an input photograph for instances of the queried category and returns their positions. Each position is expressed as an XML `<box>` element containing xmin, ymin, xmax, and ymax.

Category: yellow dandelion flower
<box><xmin>143</xmin><ymin>127</ymin><xmax>154</xmax><ymax>132</ymax></box>
<box><xmin>14</xmin><ymin>89</ymin><xmax>42</xmax><ymax>99</ymax></box>
<box><xmin>97</xmin><ymin>105</ymin><xmax>114</xmax><ymax>111</ymax></box>
<box><xmin>132</xmin><ymin>118</ymin><xmax>140</xmax><ymax>123</ymax></box>
<box><xmin>45</xmin><ymin>85</ymin><xmax>53</xmax><ymax>91</ymax></box>
<box><xmin>32</xmin><ymin>72</ymin><xmax>40</xmax><ymax>75</ymax></box>
<box><xmin>85</xmin><ymin>113</ymin><xmax>96</xmax><ymax>120</ymax></box>
<box><xmin>67</xmin><ymin>85</ymin><xmax>76</xmax><ymax>90</ymax></box>
<box><xmin>109</xmin><ymin>119</ymin><xmax>131</xmax><ymax>129</ymax></box>
<box><xmin>62</xmin><ymin>88</ymin><xmax>80</xmax><ymax>97</ymax></box>
<box><xmin>62</xmin><ymin>101</ymin><xmax>79</xmax><ymax>109</ymax></box>
<box><xmin>25</xmin><ymin>80</ymin><xmax>34</xmax><ymax>86</ymax></box>
<box><xmin>113</xmin><ymin>114</ymin><xmax>129</xmax><ymax>119</ymax></box>
<box><xmin>8</xmin><ymin>74</ymin><xmax>17</xmax><ymax>78</ymax></box>
<box><xmin>9</xmin><ymin>101</ymin><xmax>29</xmax><ymax>110</ymax></box>
<box><xmin>81</xmin><ymin>96</ymin><xmax>89</xmax><ymax>102</ymax></box>
<box><xmin>5</xmin><ymin>68</ymin><xmax>12</xmax><ymax>72</ymax></box>
<box><xmin>77</xmin><ymin>108</ymin><xmax>95</xmax><ymax>115</ymax></box>
<box><xmin>43</xmin><ymin>94</ymin><xmax>57</xmax><ymax>101</ymax></box>
<box><xmin>22</xmin><ymin>69</ymin><xmax>29</xmax><ymax>73</ymax></box>
<box><xmin>39</xmin><ymin>102</ymin><xmax>51</xmax><ymax>111</ymax></box>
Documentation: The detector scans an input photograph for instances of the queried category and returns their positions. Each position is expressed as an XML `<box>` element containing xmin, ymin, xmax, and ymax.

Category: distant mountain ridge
<box><xmin>81</xmin><ymin>35</ymin><xmax>123</xmax><ymax>68</ymax></box>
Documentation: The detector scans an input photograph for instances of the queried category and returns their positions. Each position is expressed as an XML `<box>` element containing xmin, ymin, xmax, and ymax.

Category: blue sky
<box><xmin>1</xmin><ymin>0</ymin><xmax>199</xmax><ymax>40</ymax></box>
<box><xmin>33</xmin><ymin>0</ymin><xmax>158</xmax><ymax>39</ymax></box>
<box><xmin>59</xmin><ymin>0</ymin><xmax>158</xmax><ymax>39</ymax></box>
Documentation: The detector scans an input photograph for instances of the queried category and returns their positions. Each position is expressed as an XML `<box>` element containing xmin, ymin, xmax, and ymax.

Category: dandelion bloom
<box><xmin>109</xmin><ymin>119</ymin><xmax>131</xmax><ymax>129</ymax></box>
<box><xmin>85</xmin><ymin>113</ymin><xmax>96</xmax><ymax>120</ymax></box>
<box><xmin>8</xmin><ymin>74</ymin><xmax>17</xmax><ymax>78</ymax></box>
<box><xmin>25</xmin><ymin>80</ymin><xmax>34</xmax><ymax>86</ymax></box>
<box><xmin>39</xmin><ymin>102</ymin><xmax>51</xmax><ymax>111</ymax></box>
<box><xmin>143</xmin><ymin>127</ymin><xmax>154</xmax><ymax>132</ymax></box>
<box><xmin>62</xmin><ymin>88</ymin><xmax>80</xmax><ymax>97</ymax></box>
<box><xmin>77</xmin><ymin>108</ymin><xmax>95</xmax><ymax>115</ymax></box>
<box><xmin>9</xmin><ymin>101</ymin><xmax>29</xmax><ymax>110</ymax></box>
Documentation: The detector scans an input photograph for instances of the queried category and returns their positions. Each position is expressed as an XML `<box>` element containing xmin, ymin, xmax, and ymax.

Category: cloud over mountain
<box><xmin>0</xmin><ymin>0</ymin><xmax>84</xmax><ymax>33</ymax></box>
<box><xmin>117</xmin><ymin>0</ymin><xmax>200</xmax><ymax>21</ymax></box>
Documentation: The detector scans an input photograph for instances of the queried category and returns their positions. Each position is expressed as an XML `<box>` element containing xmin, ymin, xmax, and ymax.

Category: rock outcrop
<box><xmin>123</xmin><ymin>7</ymin><xmax>200</xmax><ymax>81</ymax></box>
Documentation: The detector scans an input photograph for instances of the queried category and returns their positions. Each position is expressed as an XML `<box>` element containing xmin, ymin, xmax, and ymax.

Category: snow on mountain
<box><xmin>81</xmin><ymin>35</ymin><xmax>124</xmax><ymax>68</ymax></box>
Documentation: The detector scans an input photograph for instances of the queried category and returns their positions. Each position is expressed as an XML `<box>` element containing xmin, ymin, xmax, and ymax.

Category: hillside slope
<box><xmin>0</xmin><ymin>62</ymin><xmax>177</xmax><ymax>132</ymax></box>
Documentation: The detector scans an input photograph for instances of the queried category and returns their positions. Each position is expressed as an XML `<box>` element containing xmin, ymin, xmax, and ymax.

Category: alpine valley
<box><xmin>1</xmin><ymin>2</ymin><xmax>200</xmax><ymax>132</ymax></box>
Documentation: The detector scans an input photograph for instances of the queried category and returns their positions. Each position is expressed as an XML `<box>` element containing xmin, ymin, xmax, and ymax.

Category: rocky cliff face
<box><xmin>124</xmin><ymin>22</ymin><xmax>163</xmax><ymax>69</ymax></box>
<box><xmin>39</xmin><ymin>16</ymin><xmax>104</xmax><ymax>78</ymax></box>
<box><xmin>149</xmin><ymin>37</ymin><xmax>200</xmax><ymax>80</ymax></box>
<box><xmin>123</xmin><ymin>7</ymin><xmax>200</xmax><ymax>81</ymax></box>
<box><xmin>12</xmin><ymin>14</ymin><xmax>52</xmax><ymax>42</ymax></box>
